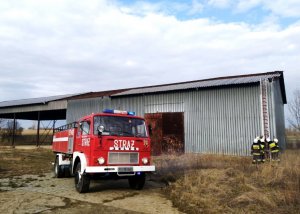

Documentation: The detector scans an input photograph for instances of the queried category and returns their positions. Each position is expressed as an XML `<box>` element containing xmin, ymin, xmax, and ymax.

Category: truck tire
<box><xmin>64</xmin><ymin>165</ymin><xmax>71</xmax><ymax>177</ymax></box>
<box><xmin>74</xmin><ymin>162</ymin><xmax>90</xmax><ymax>193</ymax></box>
<box><xmin>54</xmin><ymin>156</ymin><xmax>64</xmax><ymax>178</ymax></box>
<box><xmin>128</xmin><ymin>173</ymin><xmax>146</xmax><ymax>190</ymax></box>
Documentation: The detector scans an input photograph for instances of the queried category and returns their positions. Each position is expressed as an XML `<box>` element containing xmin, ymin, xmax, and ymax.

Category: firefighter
<box><xmin>266</xmin><ymin>137</ymin><xmax>272</xmax><ymax>160</ymax></box>
<box><xmin>251</xmin><ymin>136</ymin><xmax>263</xmax><ymax>164</ymax></box>
<box><xmin>259</xmin><ymin>136</ymin><xmax>266</xmax><ymax>163</ymax></box>
<box><xmin>269</xmin><ymin>138</ymin><xmax>280</xmax><ymax>161</ymax></box>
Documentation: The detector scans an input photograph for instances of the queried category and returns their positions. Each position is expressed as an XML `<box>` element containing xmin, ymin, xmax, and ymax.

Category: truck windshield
<box><xmin>93</xmin><ymin>116</ymin><xmax>148</xmax><ymax>137</ymax></box>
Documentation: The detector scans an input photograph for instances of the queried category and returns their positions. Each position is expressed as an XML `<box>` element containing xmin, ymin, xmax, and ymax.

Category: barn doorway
<box><xmin>145</xmin><ymin>112</ymin><xmax>184</xmax><ymax>155</ymax></box>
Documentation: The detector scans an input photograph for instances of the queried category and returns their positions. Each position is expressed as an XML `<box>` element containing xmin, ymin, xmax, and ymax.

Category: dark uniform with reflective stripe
<box><xmin>251</xmin><ymin>141</ymin><xmax>264</xmax><ymax>164</ymax></box>
<box><xmin>269</xmin><ymin>140</ymin><xmax>280</xmax><ymax>161</ymax></box>
<box><xmin>258</xmin><ymin>138</ymin><xmax>266</xmax><ymax>163</ymax></box>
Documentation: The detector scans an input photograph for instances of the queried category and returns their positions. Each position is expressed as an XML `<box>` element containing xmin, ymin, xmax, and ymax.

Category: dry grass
<box><xmin>0</xmin><ymin>147</ymin><xmax>55</xmax><ymax>178</ymax></box>
<box><xmin>0</xmin><ymin>129</ymin><xmax>53</xmax><ymax>146</ymax></box>
<box><xmin>1</xmin><ymin>147</ymin><xmax>299</xmax><ymax>213</ymax></box>
<box><xmin>286</xmin><ymin>131</ymin><xmax>300</xmax><ymax>149</ymax></box>
<box><xmin>21</xmin><ymin>129</ymin><xmax>53</xmax><ymax>136</ymax></box>
<box><xmin>155</xmin><ymin>150</ymin><xmax>300</xmax><ymax>214</ymax></box>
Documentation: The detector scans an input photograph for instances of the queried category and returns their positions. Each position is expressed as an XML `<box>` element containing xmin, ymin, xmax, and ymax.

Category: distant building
<box><xmin>0</xmin><ymin>71</ymin><xmax>286</xmax><ymax>155</ymax></box>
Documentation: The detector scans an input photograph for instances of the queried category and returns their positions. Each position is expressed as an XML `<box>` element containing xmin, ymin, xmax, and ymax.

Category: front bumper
<box><xmin>85</xmin><ymin>165</ymin><xmax>155</xmax><ymax>173</ymax></box>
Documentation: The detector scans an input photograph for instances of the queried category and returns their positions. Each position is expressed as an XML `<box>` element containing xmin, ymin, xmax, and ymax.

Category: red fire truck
<box><xmin>52</xmin><ymin>109</ymin><xmax>155</xmax><ymax>193</ymax></box>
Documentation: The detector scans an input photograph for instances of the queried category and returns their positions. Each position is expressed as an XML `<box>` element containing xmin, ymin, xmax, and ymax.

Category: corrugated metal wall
<box><xmin>184</xmin><ymin>86</ymin><xmax>261</xmax><ymax>156</ymax></box>
<box><xmin>67</xmin><ymin>97</ymin><xmax>112</xmax><ymax>122</ymax></box>
<box><xmin>272</xmin><ymin>80</ymin><xmax>286</xmax><ymax>150</ymax></box>
<box><xmin>264</xmin><ymin>79</ymin><xmax>286</xmax><ymax>150</ymax></box>
<box><xmin>267</xmin><ymin>80</ymin><xmax>275</xmax><ymax>139</ymax></box>
<box><xmin>66</xmin><ymin>83</ymin><xmax>285</xmax><ymax>156</ymax></box>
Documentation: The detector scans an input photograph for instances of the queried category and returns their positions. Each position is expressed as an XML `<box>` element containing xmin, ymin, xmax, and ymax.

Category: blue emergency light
<box><xmin>103</xmin><ymin>109</ymin><xmax>114</xmax><ymax>114</ymax></box>
<box><xmin>127</xmin><ymin>111</ymin><xmax>135</xmax><ymax>116</ymax></box>
<box><xmin>103</xmin><ymin>109</ymin><xmax>135</xmax><ymax>116</ymax></box>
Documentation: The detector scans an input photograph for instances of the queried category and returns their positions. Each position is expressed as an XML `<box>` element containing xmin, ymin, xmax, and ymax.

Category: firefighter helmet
<box><xmin>267</xmin><ymin>137</ymin><xmax>271</xmax><ymax>142</ymax></box>
<box><xmin>274</xmin><ymin>138</ymin><xmax>278</xmax><ymax>143</ymax></box>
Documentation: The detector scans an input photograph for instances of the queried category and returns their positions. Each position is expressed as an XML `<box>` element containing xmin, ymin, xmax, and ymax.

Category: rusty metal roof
<box><xmin>112</xmin><ymin>71</ymin><xmax>286</xmax><ymax>103</ymax></box>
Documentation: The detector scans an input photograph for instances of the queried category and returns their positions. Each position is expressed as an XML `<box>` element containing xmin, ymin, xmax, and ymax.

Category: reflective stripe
<box><xmin>53</xmin><ymin>137</ymin><xmax>68</xmax><ymax>142</ymax></box>
<box><xmin>271</xmin><ymin>150</ymin><xmax>279</xmax><ymax>153</ymax></box>
<box><xmin>253</xmin><ymin>145</ymin><xmax>260</xmax><ymax>149</ymax></box>
<box><xmin>269</xmin><ymin>143</ymin><xmax>276</xmax><ymax>148</ymax></box>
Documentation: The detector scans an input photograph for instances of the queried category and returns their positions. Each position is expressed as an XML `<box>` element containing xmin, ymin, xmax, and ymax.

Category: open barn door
<box><xmin>145</xmin><ymin>112</ymin><xmax>184</xmax><ymax>155</ymax></box>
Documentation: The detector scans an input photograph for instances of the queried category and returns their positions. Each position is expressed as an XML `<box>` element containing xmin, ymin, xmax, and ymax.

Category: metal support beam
<box><xmin>12</xmin><ymin>113</ymin><xmax>16</xmax><ymax>148</ymax></box>
<box><xmin>52</xmin><ymin>120</ymin><xmax>56</xmax><ymax>136</ymax></box>
<box><xmin>37</xmin><ymin>111</ymin><xmax>40</xmax><ymax>147</ymax></box>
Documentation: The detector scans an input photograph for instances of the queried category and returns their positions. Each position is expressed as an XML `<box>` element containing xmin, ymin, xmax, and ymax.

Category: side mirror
<box><xmin>97</xmin><ymin>125</ymin><xmax>104</xmax><ymax>135</ymax></box>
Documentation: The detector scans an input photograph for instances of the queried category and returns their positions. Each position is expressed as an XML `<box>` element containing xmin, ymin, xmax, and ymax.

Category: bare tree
<box><xmin>0</xmin><ymin>119</ymin><xmax>23</xmax><ymax>143</ymax></box>
<box><xmin>0</xmin><ymin>118</ymin><xmax>7</xmax><ymax>142</ymax></box>
<box><xmin>288</xmin><ymin>89</ymin><xmax>300</xmax><ymax>131</ymax></box>
<box><xmin>0</xmin><ymin>118</ymin><xmax>6</xmax><ymax>127</ymax></box>
<box><xmin>0</xmin><ymin>118</ymin><xmax>7</xmax><ymax>133</ymax></box>
<box><xmin>28</xmin><ymin>121</ymin><xmax>37</xmax><ymax>130</ymax></box>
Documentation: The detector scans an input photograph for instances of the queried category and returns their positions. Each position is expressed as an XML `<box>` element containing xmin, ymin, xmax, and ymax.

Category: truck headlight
<box><xmin>98</xmin><ymin>157</ymin><xmax>105</xmax><ymax>165</ymax></box>
<box><xmin>142</xmin><ymin>157</ymin><xmax>148</xmax><ymax>165</ymax></box>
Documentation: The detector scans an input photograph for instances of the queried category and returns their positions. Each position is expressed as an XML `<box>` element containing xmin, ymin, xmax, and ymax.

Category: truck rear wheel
<box><xmin>54</xmin><ymin>156</ymin><xmax>64</xmax><ymax>178</ymax></box>
<box><xmin>128</xmin><ymin>173</ymin><xmax>146</xmax><ymax>190</ymax></box>
<box><xmin>74</xmin><ymin>162</ymin><xmax>90</xmax><ymax>193</ymax></box>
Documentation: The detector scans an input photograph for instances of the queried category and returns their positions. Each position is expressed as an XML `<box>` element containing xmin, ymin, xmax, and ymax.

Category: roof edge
<box><xmin>111</xmin><ymin>71</ymin><xmax>284</xmax><ymax>97</ymax></box>
<box><xmin>114</xmin><ymin>70</ymin><xmax>283</xmax><ymax>92</ymax></box>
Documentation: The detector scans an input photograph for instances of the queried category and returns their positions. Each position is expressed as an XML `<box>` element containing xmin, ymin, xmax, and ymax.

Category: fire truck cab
<box><xmin>52</xmin><ymin>109</ymin><xmax>155</xmax><ymax>193</ymax></box>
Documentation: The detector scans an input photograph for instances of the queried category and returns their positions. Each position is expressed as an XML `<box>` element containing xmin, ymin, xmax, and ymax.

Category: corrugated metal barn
<box><xmin>65</xmin><ymin>71</ymin><xmax>286</xmax><ymax>156</ymax></box>
<box><xmin>0</xmin><ymin>71</ymin><xmax>286</xmax><ymax>155</ymax></box>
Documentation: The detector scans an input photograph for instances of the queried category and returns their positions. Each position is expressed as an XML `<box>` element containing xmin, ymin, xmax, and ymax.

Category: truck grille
<box><xmin>108</xmin><ymin>152</ymin><xmax>139</xmax><ymax>164</ymax></box>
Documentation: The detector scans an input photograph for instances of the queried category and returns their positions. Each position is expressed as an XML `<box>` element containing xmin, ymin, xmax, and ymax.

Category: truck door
<box><xmin>76</xmin><ymin>120</ymin><xmax>92</xmax><ymax>162</ymax></box>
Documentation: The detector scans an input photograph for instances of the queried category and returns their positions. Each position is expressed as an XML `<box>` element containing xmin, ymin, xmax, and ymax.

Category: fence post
<box><xmin>12</xmin><ymin>113</ymin><xmax>16</xmax><ymax>148</ymax></box>
<box><xmin>36</xmin><ymin>111</ymin><xmax>40</xmax><ymax>147</ymax></box>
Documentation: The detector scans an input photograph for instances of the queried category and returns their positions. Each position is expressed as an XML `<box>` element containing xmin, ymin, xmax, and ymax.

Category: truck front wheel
<box><xmin>128</xmin><ymin>173</ymin><xmax>146</xmax><ymax>190</ymax></box>
<box><xmin>74</xmin><ymin>162</ymin><xmax>90</xmax><ymax>193</ymax></box>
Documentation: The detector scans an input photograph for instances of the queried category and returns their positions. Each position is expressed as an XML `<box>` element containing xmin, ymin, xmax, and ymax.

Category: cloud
<box><xmin>208</xmin><ymin>0</ymin><xmax>232</xmax><ymax>9</ymax></box>
<box><xmin>264</xmin><ymin>0</ymin><xmax>300</xmax><ymax>18</ymax></box>
<box><xmin>119</xmin><ymin>0</ymin><xmax>204</xmax><ymax>17</ymax></box>
<box><xmin>236</xmin><ymin>0</ymin><xmax>262</xmax><ymax>12</ymax></box>
<box><xmin>234</xmin><ymin>0</ymin><xmax>300</xmax><ymax>18</ymax></box>
<box><xmin>0</xmin><ymin>0</ymin><xmax>299</xmax><ymax>104</ymax></box>
<box><xmin>188</xmin><ymin>0</ymin><xmax>204</xmax><ymax>15</ymax></box>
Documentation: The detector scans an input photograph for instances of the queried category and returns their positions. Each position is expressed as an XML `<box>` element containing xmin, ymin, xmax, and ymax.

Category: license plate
<box><xmin>118</xmin><ymin>167</ymin><xmax>133</xmax><ymax>172</ymax></box>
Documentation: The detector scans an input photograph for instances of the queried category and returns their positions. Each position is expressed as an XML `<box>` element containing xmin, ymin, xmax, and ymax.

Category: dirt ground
<box><xmin>0</xmin><ymin>173</ymin><xmax>182</xmax><ymax>214</ymax></box>
<box><xmin>0</xmin><ymin>147</ymin><xmax>182</xmax><ymax>214</ymax></box>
